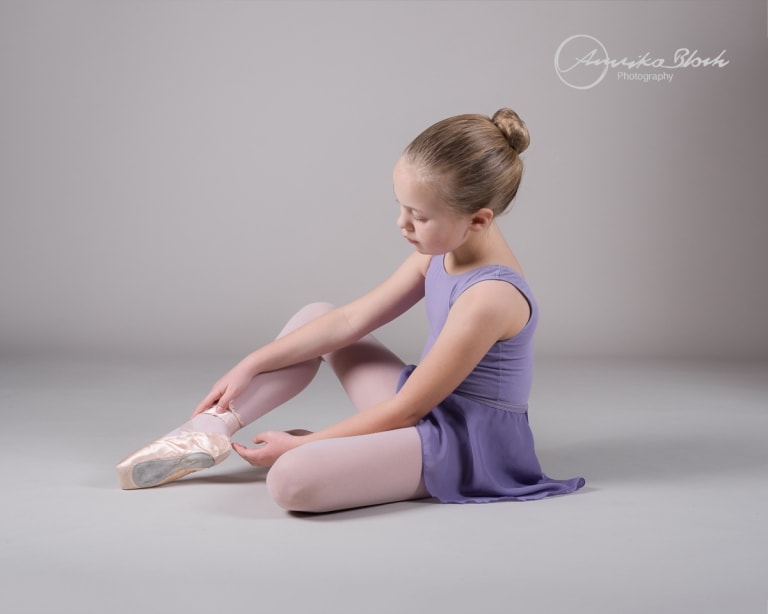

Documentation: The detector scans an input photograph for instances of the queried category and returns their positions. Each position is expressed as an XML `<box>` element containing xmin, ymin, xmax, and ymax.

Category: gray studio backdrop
<box><xmin>1</xmin><ymin>0</ymin><xmax>766</xmax><ymax>361</ymax></box>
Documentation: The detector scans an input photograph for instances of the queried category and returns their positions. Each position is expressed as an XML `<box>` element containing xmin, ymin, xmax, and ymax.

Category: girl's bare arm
<box><xmin>193</xmin><ymin>251</ymin><xmax>430</xmax><ymax>415</ymax></box>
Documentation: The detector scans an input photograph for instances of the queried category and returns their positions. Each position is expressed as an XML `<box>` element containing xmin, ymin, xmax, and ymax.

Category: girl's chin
<box><xmin>405</xmin><ymin>238</ymin><xmax>443</xmax><ymax>256</ymax></box>
<box><xmin>413</xmin><ymin>246</ymin><xmax>442</xmax><ymax>256</ymax></box>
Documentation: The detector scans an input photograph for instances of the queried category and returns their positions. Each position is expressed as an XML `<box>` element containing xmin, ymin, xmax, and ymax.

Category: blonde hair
<box><xmin>402</xmin><ymin>108</ymin><xmax>530</xmax><ymax>216</ymax></box>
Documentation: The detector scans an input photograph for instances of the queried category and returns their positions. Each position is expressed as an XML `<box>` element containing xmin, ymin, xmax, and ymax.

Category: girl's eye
<box><xmin>413</xmin><ymin>216</ymin><xmax>426</xmax><ymax>222</ymax></box>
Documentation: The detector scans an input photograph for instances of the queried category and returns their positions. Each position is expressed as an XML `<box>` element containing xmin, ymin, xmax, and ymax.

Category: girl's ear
<box><xmin>469</xmin><ymin>208</ymin><xmax>494</xmax><ymax>231</ymax></box>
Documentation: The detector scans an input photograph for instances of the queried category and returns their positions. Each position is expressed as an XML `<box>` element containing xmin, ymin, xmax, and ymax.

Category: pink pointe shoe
<box><xmin>116</xmin><ymin>432</ymin><xmax>231</xmax><ymax>490</ymax></box>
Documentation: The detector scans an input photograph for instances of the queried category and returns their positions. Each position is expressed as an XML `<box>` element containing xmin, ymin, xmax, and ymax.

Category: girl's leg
<box><xmin>166</xmin><ymin>302</ymin><xmax>332</xmax><ymax>438</ymax></box>
<box><xmin>217</xmin><ymin>301</ymin><xmax>409</xmax><ymax>429</ymax></box>
<box><xmin>118</xmin><ymin>302</ymin><xmax>335</xmax><ymax>489</ymax></box>
<box><xmin>263</xmin><ymin>314</ymin><xmax>429</xmax><ymax>513</ymax></box>
<box><xmin>267</xmin><ymin>427</ymin><xmax>428</xmax><ymax>513</ymax></box>
<box><xmin>117</xmin><ymin>301</ymin><xmax>413</xmax><ymax>490</ymax></box>
<box><xmin>322</xmin><ymin>333</ymin><xmax>408</xmax><ymax>412</ymax></box>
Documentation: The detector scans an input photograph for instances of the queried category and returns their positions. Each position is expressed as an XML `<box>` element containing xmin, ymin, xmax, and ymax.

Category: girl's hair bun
<box><xmin>491</xmin><ymin>108</ymin><xmax>530</xmax><ymax>154</ymax></box>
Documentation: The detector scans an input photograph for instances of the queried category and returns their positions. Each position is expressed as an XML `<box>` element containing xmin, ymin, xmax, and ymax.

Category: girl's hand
<box><xmin>191</xmin><ymin>359</ymin><xmax>257</xmax><ymax>418</ymax></box>
<box><xmin>232</xmin><ymin>429</ymin><xmax>313</xmax><ymax>467</ymax></box>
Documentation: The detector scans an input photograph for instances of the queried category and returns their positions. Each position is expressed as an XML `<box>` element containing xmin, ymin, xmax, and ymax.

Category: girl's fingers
<box><xmin>232</xmin><ymin>442</ymin><xmax>267</xmax><ymax>466</ymax></box>
<box><xmin>216</xmin><ymin>392</ymin><xmax>234</xmax><ymax>412</ymax></box>
<box><xmin>191</xmin><ymin>385</ymin><xmax>225</xmax><ymax>417</ymax></box>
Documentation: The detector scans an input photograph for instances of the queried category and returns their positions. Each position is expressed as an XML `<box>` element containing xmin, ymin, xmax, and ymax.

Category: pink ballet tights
<box><xmin>169</xmin><ymin>302</ymin><xmax>428</xmax><ymax>512</ymax></box>
<box><xmin>167</xmin><ymin>305</ymin><xmax>326</xmax><ymax>438</ymax></box>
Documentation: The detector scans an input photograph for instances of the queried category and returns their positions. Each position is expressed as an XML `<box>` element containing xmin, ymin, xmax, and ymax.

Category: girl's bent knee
<box><xmin>280</xmin><ymin>302</ymin><xmax>337</xmax><ymax>339</ymax></box>
<box><xmin>266</xmin><ymin>448</ymin><xmax>323</xmax><ymax>512</ymax></box>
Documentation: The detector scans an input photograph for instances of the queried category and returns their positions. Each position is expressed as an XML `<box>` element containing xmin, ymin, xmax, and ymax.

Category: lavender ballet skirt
<box><xmin>399</xmin><ymin>365</ymin><xmax>585</xmax><ymax>504</ymax></box>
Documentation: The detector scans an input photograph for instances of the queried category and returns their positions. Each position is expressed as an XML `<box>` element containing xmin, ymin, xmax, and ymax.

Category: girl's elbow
<box><xmin>381</xmin><ymin>412</ymin><xmax>420</xmax><ymax>431</ymax></box>
<box><xmin>384</xmin><ymin>398</ymin><xmax>431</xmax><ymax>430</ymax></box>
<box><xmin>397</xmin><ymin>408</ymin><xmax>429</xmax><ymax>429</ymax></box>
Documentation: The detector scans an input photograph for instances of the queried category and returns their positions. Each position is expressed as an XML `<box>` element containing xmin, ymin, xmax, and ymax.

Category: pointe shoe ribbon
<box><xmin>202</xmin><ymin>405</ymin><xmax>244</xmax><ymax>430</ymax></box>
<box><xmin>116</xmin><ymin>432</ymin><xmax>231</xmax><ymax>490</ymax></box>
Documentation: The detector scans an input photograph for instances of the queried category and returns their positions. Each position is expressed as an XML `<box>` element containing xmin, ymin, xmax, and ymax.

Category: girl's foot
<box><xmin>116</xmin><ymin>430</ymin><xmax>232</xmax><ymax>490</ymax></box>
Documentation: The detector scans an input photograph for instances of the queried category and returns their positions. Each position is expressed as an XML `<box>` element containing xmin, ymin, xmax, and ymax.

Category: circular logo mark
<box><xmin>554</xmin><ymin>34</ymin><xmax>610</xmax><ymax>90</ymax></box>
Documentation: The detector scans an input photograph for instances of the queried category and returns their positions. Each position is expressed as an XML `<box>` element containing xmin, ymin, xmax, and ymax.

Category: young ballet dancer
<box><xmin>116</xmin><ymin>108</ymin><xmax>585</xmax><ymax>512</ymax></box>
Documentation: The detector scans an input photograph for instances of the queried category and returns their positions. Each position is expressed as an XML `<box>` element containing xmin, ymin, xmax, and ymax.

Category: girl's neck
<box><xmin>444</xmin><ymin>223</ymin><xmax>522</xmax><ymax>275</ymax></box>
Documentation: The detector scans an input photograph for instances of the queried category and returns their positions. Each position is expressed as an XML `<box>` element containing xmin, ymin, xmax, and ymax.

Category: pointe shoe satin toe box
<box><xmin>116</xmin><ymin>432</ymin><xmax>231</xmax><ymax>490</ymax></box>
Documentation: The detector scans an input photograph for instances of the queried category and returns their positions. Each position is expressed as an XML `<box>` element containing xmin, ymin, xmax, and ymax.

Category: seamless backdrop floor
<box><xmin>0</xmin><ymin>357</ymin><xmax>766</xmax><ymax>614</ymax></box>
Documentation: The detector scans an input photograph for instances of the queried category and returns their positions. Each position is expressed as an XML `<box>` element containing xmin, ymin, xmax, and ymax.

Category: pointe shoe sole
<box><xmin>116</xmin><ymin>432</ymin><xmax>231</xmax><ymax>490</ymax></box>
<box><xmin>131</xmin><ymin>452</ymin><xmax>216</xmax><ymax>488</ymax></box>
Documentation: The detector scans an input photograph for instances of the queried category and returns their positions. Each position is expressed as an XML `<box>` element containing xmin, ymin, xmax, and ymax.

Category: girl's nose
<box><xmin>397</xmin><ymin>209</ymin><xmax>412</xmax><ymax>231</ymax></box>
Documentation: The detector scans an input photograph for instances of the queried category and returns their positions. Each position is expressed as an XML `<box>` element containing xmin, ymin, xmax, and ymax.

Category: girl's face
<box><xmin>392</xmin><ymin>158</ymin><xmax>472</xmax><ymax>255</ymax></box>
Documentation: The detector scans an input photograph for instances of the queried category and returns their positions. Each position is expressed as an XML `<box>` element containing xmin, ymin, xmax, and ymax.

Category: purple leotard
<box><xmin>399</xmin><ymin>255</ymin><xmax>585</xmax><ymax>503</ymax></box>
